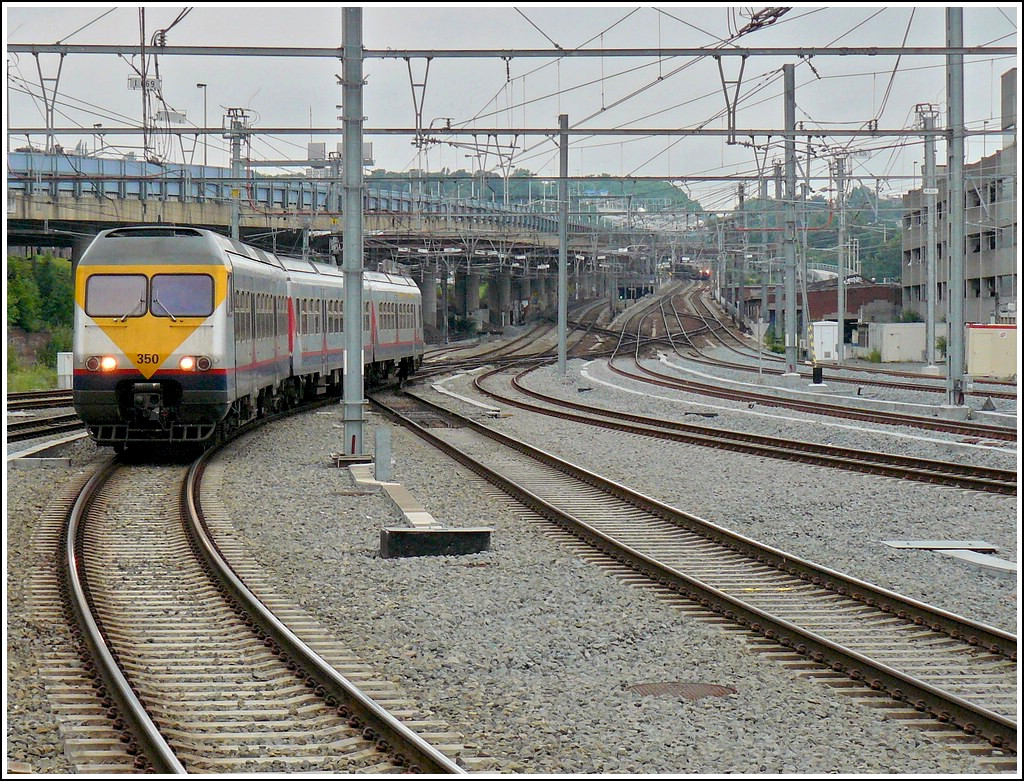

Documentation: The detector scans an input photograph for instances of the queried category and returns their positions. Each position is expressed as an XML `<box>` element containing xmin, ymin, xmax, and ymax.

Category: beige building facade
<box><xmin>901</xmin><ymin>68</ymin><xmax>1017</xmax><ymax>325</ymax></box>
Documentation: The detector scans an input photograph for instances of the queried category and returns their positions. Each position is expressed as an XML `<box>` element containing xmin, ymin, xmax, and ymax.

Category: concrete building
<box><xmin>901</xmin><ymin>68</ymin><xmax>1017</xmax><ymax>325</ymax></box>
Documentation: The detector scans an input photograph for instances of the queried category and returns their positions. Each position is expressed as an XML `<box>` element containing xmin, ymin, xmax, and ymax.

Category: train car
<box><xmin>73</xmin><ymin>225</ymin><xmax>423</xmax><ymax>450</ymax></box>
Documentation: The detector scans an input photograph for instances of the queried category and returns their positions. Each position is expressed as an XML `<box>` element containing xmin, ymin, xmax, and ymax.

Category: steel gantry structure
<box><xmin>8</xmin><ymin>9</ymin><xmax>1008</xmax><ymax>404</ymax></box>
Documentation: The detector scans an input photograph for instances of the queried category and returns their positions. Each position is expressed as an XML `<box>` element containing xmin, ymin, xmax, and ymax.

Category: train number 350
<box><xmin>136</xmin><ymin>353</ymin><xmax>160</xmax><ymax>365</ymax></box>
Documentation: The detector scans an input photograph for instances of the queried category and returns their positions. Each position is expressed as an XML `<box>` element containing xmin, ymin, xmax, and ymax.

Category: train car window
<box><xmin>85</xmin><ymin>274</ymin><xmax>147</xmax><ymax>318</ymax></box>
<box><xmin>363</xmin><ymin>302</ymin><xmax>370</xmax><ymax>332</ymax></box>
<box><xmin>151</xmin><ymin>274</ymin><xmax>214</xmax><ymax>318</ymax></box>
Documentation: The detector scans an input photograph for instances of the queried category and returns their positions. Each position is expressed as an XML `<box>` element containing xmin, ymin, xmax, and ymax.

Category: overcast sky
<box><xmin>5</xmin><ymin>4</ymin><xmax>1019</xmax><ymax>210</ymax></box>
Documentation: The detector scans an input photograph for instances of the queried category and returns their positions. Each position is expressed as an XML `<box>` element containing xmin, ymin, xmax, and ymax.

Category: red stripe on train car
<box><xmin>287</xmin><ymin>297</ymin><xmax>295</xmax><ymax>353</ymax></box>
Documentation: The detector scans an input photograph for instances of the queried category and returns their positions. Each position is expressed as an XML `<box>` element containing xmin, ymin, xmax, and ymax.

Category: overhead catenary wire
<box><xmin>7</xmin><ymin>7</ymin><xmax>1014</xmax><ymax>208</ymax></box>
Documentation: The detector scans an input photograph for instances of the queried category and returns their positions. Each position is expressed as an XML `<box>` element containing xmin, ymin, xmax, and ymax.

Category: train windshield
<box><xmin>150</xmin><ymin>274</ymin><xmax>214</xmax><ymax>317</ymax></box>
<box><xmin>85</xmin><ymin>274</ymin><xmax>147</xmax><ymax>318</ymax></box>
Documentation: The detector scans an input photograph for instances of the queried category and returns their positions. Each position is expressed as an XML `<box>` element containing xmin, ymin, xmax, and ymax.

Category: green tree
<box><xmin>7</xmin><ymin>256</ymin><xmax>42</xmax><ymax>331</ymax></box>
<box><xmin>40</xmin><ymin>326</ymin><xmax>73</xmax><ymax>368</ymax></box>
<box><xmin>32</xmin><ymin>255</ymin><xmax>74</xmax><ymax>329</ymax></box>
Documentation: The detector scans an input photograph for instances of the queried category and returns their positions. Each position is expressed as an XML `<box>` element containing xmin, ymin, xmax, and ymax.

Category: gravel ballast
<box><xmin>213</xmin><ymin>404</ymin><xmax>1001</xmax><ymax>773</ymax></box>
<box><xmin>6</xmin><ymin>438</ymin><xmax>106</xmax><ymax>775</ymax></box>
<box><xmin>449</xmin><ymin>362</ymin><xmax>1018</xmax><ymax>631</ymax></box>
<box><xmin>6</xmin><ymin>365</ymin><xmax>1014</xmax><ymax>773</ymax></box>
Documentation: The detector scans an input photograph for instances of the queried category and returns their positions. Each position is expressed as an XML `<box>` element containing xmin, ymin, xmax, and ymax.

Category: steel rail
<box><xmin>372</xmin><ymin>391</ymin><xmax>1017</xmax><ymax>751</ymax></box>
<box><xmin>6</xmin><ymin>413</ymin><xmax>84</xmax><ymax>442</ymax></box>
<box><xmin>63</xmin><ymin>457</ymin><xmax>187</xmax><ymax>774</ymax></box>
<box><xmin>7</xmin><ymin>391</ymin><xmax>75</xmax><ymax>411</ymax></box>
<box><xmin>617</xmin><ymin>356</ymin><xmax>1017</xmax><ymax>442</ymax></box>
<box><xmin>183</xmin><ymin>443</ymin><xmax>466</xmax><ymax>775</ymax></box>
<box><xmin>677</xmin><ymin>289</ymin><xmax>1018</xmax><ymax>398</ymax></box>
<box><xmin>481</xmin><ymin>367</ymin><xmax>1016</xmax><ymax>495</ymax></box>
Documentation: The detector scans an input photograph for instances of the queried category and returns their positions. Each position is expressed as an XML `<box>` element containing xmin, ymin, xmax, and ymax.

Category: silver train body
<box><xmin>73</xmin><ymin>226</ymin><xmax>424</xmax><ymax>447</ymax></box>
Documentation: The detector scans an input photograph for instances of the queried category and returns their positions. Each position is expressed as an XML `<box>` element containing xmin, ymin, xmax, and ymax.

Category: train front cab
<box><xmin>73</xmin><ymin>239</ymin><xmax>232</xmax><ymax>446</ymax></box>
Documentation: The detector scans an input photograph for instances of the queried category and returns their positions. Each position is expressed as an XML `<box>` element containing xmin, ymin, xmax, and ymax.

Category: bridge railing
<box><xmin>7</xmin><ymin>151</ymin><xmax>603</xmax><ymax>236</ymax></box>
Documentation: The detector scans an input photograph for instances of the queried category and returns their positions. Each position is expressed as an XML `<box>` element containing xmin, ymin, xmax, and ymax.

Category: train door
<box><xmin>320</xmin><ymin>294</ymin><xmax>328</xmax><ymax>380</ymax></box>
<box><xmin>235</xmin><ymin>284</ymin><xmax>254</xmax><ymax>399</ymax></box>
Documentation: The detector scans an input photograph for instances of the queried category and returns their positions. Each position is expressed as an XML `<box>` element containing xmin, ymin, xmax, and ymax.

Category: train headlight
<box><xmin>177</xmin><ymin>355</ymin><xmax>212</xmax><ymax>372</ymax></box>
<box><xmin>85</xmin><ymin>356</ymin><xmax>101</xmax><ymax>372</ymax></box>
<box><xmin>99</xmin><ymin>356</ymin><xmax>118</xmax><ymax>372</ymax></box>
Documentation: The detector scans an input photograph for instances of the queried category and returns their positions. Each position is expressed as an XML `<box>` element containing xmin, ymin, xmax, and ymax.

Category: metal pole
<box><xmin>229</xmin><ymin>118</ymin><xmax>241</xmax><ymax>240</ymax></box>
<box><xmin>946</xmin><ymin>9</ymin><xmax>966</xmax><ymax>405</ymax></box>
<box><xmin>196</xmin><ymin>83</ymin><xmax>208</xmax><ymax>167</ymax></box>
<box><xmin>557</xmin><ymin>113</ymin><xmax>568</xmax><ymax>375</ymax></box>
<box><xmin>783</xmin><ymin>64</ymin><xmax>799</xmax><ymax>374</ymax></box>
<box><xmin>737</xmin><ymin>183</ymin><xmax>745</xmax><ymax>323</ymax></box>
<box><xmin>836</xmin><ymin>156</ymin><xmax>847</xmax><ymax>364</ymax></box>
<box><xmin>922</xmin><ymin>110</ymin><xmax>939</xmax><ymax>369</ymax></box>
<box><xmin>717</xmin><ymin>222</ymin><xmax>724</xmax><ymax>305</ymax></box>
<box><xmin>342</xmin><ymin>6</ymin><xmax>366</xmax><ymax>454</ymax></box>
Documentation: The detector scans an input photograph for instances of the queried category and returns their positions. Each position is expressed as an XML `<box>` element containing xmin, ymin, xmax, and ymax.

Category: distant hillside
<box><xmin>728</xmin><ymin>185</ymin><xmax>904</xmax><ymax>283</ymax></box>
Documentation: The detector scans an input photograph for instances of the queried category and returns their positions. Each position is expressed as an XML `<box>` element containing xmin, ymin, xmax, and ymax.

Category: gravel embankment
<box><xmin>214</xmin><ymin>406</ymin><xmax>998</xmax><ymax>774</ymax></box>
<box><xmin>440</xmin><ymin>362</ymin><xmax>1017</xmax><ymax>631</ymax></box>
<box><xmin>6</xmin><ymin>376</ymin><xmax>1013</xmax><ymax>774</ymax></box>
<box><xmin>6</xmin><ymin>437</ymin><xmax>105</xmax><ymax>774</ymax></box>
<box><xmin>663</xmin><ymin>346</ymin><xmax>1018</xmax><ymax>414</ymax></box>
<box><xmin>557</xmin><ymin>357</ymin><xmax>1017</xmax><ymax>470</ymax></box>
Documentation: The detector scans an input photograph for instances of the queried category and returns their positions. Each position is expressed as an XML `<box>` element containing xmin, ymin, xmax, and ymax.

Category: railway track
<box><xmin>466</xmin><ymin>366</ymin><xmax>1016</xmax><ymax>495</ymax></box>
<box><xmin>55</xmin><ymin>437</ymin><xmax>472</xmax><ymax>772</ymax></box>
<box><xmin>612</xmin><ymin>311</ymin><xmax>1017</xmax><ymax>444</ymax></box>
<box><xmin>420</xmin><ymin>299</ymin><xmax>612</xmax><ymax>379</ymax></box>
<box><xmin>676</xmin><ymin>287</ymin><xmax>1017</xmax><ymax>401</ymax></box>
<box><xmin>6</xmin><ymin>412</ymin><xmax>85</xmax><ymax>443</ymax></box>
<box><xmin>7</xmin><ymin>389</ymin><xmax>74</xmax><ymax>411</ymax></box>
<box><xmin>373</xmin><ymin>389</ymin><xmax>1017</xmax><ymax>771</ymax></box>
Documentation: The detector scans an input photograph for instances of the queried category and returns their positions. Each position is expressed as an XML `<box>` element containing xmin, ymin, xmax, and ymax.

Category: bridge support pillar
<box><xmin>487</xmin><ymin>273</ymin><xmax>500</xmax><ymax>328</ymax></box>
<box><xmin>454</xmin><ymin>273</ymin><xmax>467</xmax><ymax>316</ymax></box>
<box><xmin>498</xmin><ymin>269</ymin><xmax>511</xmax><ymax>328</ymax></box>
<box><xmin>466</xmin><ymin>272</ymin><xmax>481</xmax><ymax>315</ymax></box>
<box><xmin>535</xmin><ymin>273</ymin><xmax>548</xmax><ymax>316</ymax></box>
<box><xmin>417</xmin><ymin>268</ymin><xmax>437</xmax><ymax>330</ymax></box>
<box><xmin>517</xmin><ymin>276</ymin><xmax>532</xmax><ymax>323</ymax></box>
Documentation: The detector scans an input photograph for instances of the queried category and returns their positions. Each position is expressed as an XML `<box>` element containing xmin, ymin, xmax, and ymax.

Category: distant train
<box><xmin>675</xmin><ymin>264</ymin><xmax>712</xmax><ymax>281</ymax></box>
<box><xmin>73</xmin><ymin>226</ymin><xmax>424</xmax><ymax>449</ymax></box>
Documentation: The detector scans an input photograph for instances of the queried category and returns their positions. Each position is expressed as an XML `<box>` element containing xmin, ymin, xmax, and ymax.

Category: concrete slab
<box><xmin>6</xmin><ymin>431</ymin><xmax>89</xmax><ymax>462</ymax></box>
<box><xmin>380</xmin><ymin>527</ymin><xmax>492</xmax><ymax>558</ymax></box>
<box><xmin>431</xmin><ymin>381</ymin><xmax>502</xmax><ymax>414</ymax></box>
<box><xmin>883</xmin><ymin>540</ymin><xmax>997</xmax><ymax>552</ymax></box>
<box><xmin>806</xmin><ymin>383</ymin><xmax>841</xmax><ymax>395</ymax></box>
<box><xmin>8</xmin><ymin>457</ymin><xmax>72</xmax><ymax>469</ymax></box>
<box><xmin>941</xmin><ymin>549</ymin><xmax>1018</xmax><ymax>577</ymax></box>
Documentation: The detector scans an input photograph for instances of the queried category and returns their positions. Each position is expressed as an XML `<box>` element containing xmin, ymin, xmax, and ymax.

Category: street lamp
<box><xmin>196</xmin><ymin>83</ymin><xmax>207</xmax><ymax>167</ymax></box>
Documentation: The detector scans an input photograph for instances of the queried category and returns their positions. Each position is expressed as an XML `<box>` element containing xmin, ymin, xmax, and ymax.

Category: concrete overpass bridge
<box><xmin>6</xmin><ymin>151</ymin><xmax>697</xmax><ymax>333</ymax></box>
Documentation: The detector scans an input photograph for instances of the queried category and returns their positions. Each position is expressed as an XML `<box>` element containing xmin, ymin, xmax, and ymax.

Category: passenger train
<box><xmin>73</xmin><ymin>226</ymin><xmax>424</xmax><ymax>449</ymax></box>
